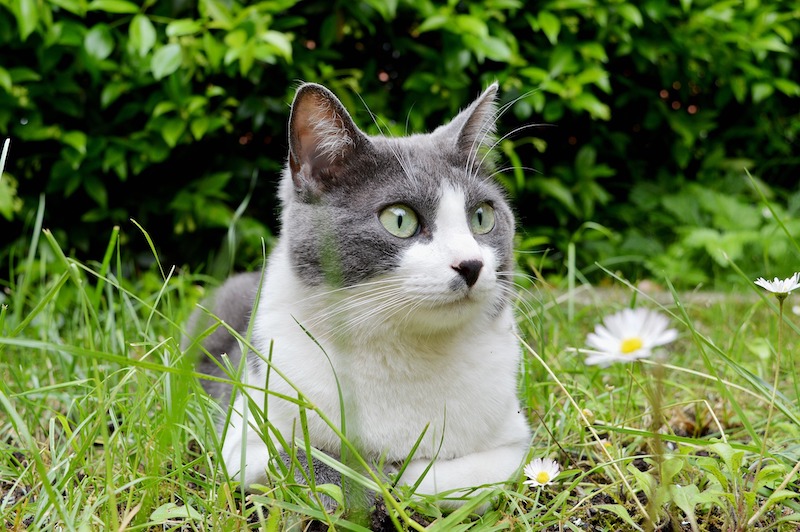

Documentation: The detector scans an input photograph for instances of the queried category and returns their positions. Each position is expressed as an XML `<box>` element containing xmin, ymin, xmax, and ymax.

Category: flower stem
<box><xmin>759</xmin><ymin>296</ymin><xmax>784</xmax><ymax>466</ymax></box>
<box><xmin>645</xmin><ymin>361</ymin><xmax>665</xmax><ymax>530</ymax></box>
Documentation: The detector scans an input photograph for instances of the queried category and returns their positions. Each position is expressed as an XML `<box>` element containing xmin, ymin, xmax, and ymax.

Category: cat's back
<box><xmin>191</xmin><ymin>271</ymin><xmax>262</xmax><ymax>398</ymax></box>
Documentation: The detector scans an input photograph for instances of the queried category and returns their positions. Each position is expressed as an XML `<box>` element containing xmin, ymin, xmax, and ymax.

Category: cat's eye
<box><xmin>470</xmin><ymin>202</ymin><xmax>495</xmax><ymax>235</ymax></box>
<box><xmin>379</xmin><ymin>204</ymin><xmax>419</xmax><ymax>238</ymax></box>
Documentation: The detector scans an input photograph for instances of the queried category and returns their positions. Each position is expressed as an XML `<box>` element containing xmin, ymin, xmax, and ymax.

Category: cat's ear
<box><xmin>447</xmin><ymin>83</ymin><xmax>499</xmax><ymax>168</ymax></box>
<box><xmin>288</xmin><ymin>83</ymin><xmax>367</xmax><ymax>195</ymax></box>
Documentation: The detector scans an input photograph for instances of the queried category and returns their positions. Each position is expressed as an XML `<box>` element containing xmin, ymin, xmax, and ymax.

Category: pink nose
<box><xmin>452</xmin><ymin>259</ymin><xmax>483</xmax><ymax>287</ymax></box>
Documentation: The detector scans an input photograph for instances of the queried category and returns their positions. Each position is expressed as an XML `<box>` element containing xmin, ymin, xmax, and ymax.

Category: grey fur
<box><xmin>190</xmin><ymin>271</ymin><xmax>261</xmax><ymax>405</ymax></box>
<box><xmin>283</xmin><ymin>82</ymin><xmax>514</xmax><ymax>290</ymax></box>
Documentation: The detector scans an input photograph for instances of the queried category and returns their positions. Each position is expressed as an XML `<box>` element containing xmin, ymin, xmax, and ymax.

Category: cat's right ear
<box><xmin>288</xmin><ymin>83</ymin><xmax>367</xmax><ymax>196</ymax></box>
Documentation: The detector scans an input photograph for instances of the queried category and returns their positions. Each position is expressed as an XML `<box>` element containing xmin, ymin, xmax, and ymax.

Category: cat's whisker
<box><xmin>301</xmin><ymin>277</ymin><xmax>430</xmax><ymax>331</ymax></box>
<box><xmin>472</xmin><ymin>123</ymin><xmax>554</xmax><ymax>184</ymax></box>
<box><xmin>304</xmin><ymin>286</ymin><xmax>410</xmax><ymax>329</ymax></box>
<box><xmin>327</xmin><ymin>292</ymin><xmax>417</xmax><ymax>339</ymax></box>
<box><xmin>495</xmin><ymin>272</ymin><xmax>546</xmax><ymax>321</ymax></box>
<box><xmin>464</xmin><ymin>88</ymin><xmax>538</xmax><ymax>184</ymax></box>
<box><xmin>485</xmin><ymin>165</ymin><xmax>541</xmax><ymax>184</ymax></box>
<box><xmin>404</xmin><ymin>101</ymin><xmax>416</xmax><ymax>136</ymax></box>
<box><xmin>295</xmin><ymin>277</ymin><xmax>409</xmax><ymax>303</ymax></box>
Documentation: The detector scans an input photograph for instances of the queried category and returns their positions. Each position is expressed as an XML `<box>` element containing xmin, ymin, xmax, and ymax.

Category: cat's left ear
<box><xmin>288</xmin><ymin>83</ymin><xmax>369</xmax><ymax>196</ymax></box>
<box><xmin>447</xmin><ymin>83</ymin><xmax>499</xmax><ymax>168</ymax></box>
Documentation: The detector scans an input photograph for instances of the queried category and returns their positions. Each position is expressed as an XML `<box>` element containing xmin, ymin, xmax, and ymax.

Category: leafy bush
<box><xmin>0</xmin><ymin>0</ymin><xmax>798</xmax><ymax>286</ymax></box>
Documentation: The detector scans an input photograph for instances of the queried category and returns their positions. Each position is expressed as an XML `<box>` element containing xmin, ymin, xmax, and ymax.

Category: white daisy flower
<box><xmin>754</xmin><ymin>273</ymin><xmax>800</xmax><ymax>297</ymax></box>
<box><xmin>582</xmin><ymin>308</ymin><xmax>677</xmax><ymax>367</ymax></box>
<box><xmin>523</xmin><ymin>457</ymin><xmax>561</xmax><ymax>487</ymax></box>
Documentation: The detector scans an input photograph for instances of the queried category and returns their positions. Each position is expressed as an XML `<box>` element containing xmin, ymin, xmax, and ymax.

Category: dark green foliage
<box><xmin>0</xmin><ymin>0</ymin><xmax>797</xmax><ymax>285</ymax></box>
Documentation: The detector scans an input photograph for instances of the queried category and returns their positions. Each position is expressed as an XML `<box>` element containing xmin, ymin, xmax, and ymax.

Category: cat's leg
<box><xmin>397</xmin><ymin>438</ymin><xmax>529</xmax><ymax>508</ymax></box>
<box><xmin>218</xmin><ymin>397</ymin><xmax>274</xmax><ymax>487</ymax></box>
<box><xmin>219</xmin><ymin>397</ymin><xmax>346</xmax><ymax>511</ymax></box>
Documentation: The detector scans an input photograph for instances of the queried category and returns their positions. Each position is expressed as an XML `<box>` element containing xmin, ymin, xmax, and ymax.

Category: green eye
<box><xmin>470</xmin><ymin>202</ymin><xmax>495</xmax><ymax>234</ymax></box>
<box><xmin>379</xmin><ymin>204</ymin><xmax>419</xmax><ymax>238</ymax></box>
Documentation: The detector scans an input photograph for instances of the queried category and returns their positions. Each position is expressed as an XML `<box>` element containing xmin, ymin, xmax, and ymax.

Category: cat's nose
<box><xmin>452</xmin><ymin>259</ymin><xmax>483</xmax><ymax>288</ymax></box>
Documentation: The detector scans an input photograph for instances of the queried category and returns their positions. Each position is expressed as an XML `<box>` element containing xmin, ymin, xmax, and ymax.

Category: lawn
<box><xmin>2</xmin><ymin>213</ymin><xmax>799</xmax><ymax>531</ymax></box>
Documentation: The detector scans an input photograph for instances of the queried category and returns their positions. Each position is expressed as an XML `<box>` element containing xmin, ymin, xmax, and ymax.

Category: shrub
<box><xmin>0</xmin><ymin>0</ymin><xmax>797</xmax><ymax>286</ymax></box>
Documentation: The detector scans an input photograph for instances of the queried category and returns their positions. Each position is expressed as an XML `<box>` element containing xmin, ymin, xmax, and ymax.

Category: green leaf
<box><xmin>417</xmin><ymin>14</ymin><xmax>448</xmax><ymax>33</ymax></box>
<box><xmin>473</xmin><ymin>35</ymin><xmax>512</xmax><ymax>62</ymax></box>
<box><xmin>83</xmin><ymin>175</ymin><xmax>108</xmax><ymax>208</ymax></box>
<box><xmin>669</xmin><ymin>484</ymin><xmax>700</xmax><ymax>523</ymax></box>
<box><xmin>0</xmin><ymin>176</ymin><xmax>21</xmax><ymax>220</ymax></box>
<box><xmin>49</xmin><ymin>0</ymin><xmax>87</xmax><ymax>15</ymax></box>
<box><xmin>200</xmin><ymin>0</ymin><xmax>233</xmax><ymax>29</ymax></box>
<box><xmin>548</xmin><ymin>45</ymin><xmax>575</xmax><ymax>78</ymax></box>
<box><xmin>152</xmin><ymin>101</ymin><xmax>177</xmax><ymax>117</ymax></box>
<box><xmin>709</xmin><ymin>442</ymin><xmax>745</xmax><ymax>475</ymax></box>
<box><xmin>151</xmin><ymin>44</ymin><xmax>183</xmax><ymax>80</ymax></box>
<box><xmin>166</xmin><ymin>19</ymin><xmax>204</xmax><ymax>37</ymax></box>
<box><xmin>617</xmin><ymin>4</ymin><xmax>643</xmax><ymax>27</ymax></box>
<box><xmin>745</xmin><ymin>338</ymin><xmax>772</xmax><ymax>360</ymax></box>
<box><xmin>0</xmin><ymin>67</ymin><xmax>11</xmax><ymax>93</ymax></box>
<box><xmin>150</xmin><ymin>502</ymin><xmax>202</xmax><ymax>523</ymax></box>
<box><xmin>538</xmin><ymin>11</ymin><xmax>560</xmax><ymax>44</ymax></box>
<box><xmin>750</xmin><ymin>36</ymin><xmax>791</xmax><ymax>54</ymax></box>
<box><xmin>362</xmin><ymin>0</ymin><xmax>397</xmax><ymax>20</ymax></box>
<box><xmin>537</xmin><ymin>177</ymin><xmax>579</xmax><ymax>216</ymax></box>
<box><xmin>730</xmin><ymin>76</ymin><xmax>747</xmax><ymax>103</ymax></box>
<box><xmin>751</xmin><ymin>82</ymin><xmax>774</xmax><ymax>104</ymax></box>
<box><xmin>661</xmin><ymin>456</ymin><xmax>686</xmax><ymax>486</ymax></box>
<box><xmin>767</xmin><ymin>489</ymin><xmax>800</xmax><ymax>505</ymax></box>
<box><xmin>575</xmin><ymin>67</ymin><xmax>611</xmax><ymax>93</ymax></box>
<box><xmin>454</xmin><ymin>15</ymin><xmax>488</xmax><ymax>37</ymax></box>
<box><xmin>594</xmin><ymin>505</ymin><xmax>641</xmax><ymax>530</ymax></box>
<box><xmin>314</xmin><ymin>484</ymin><xmax>344</xmax><ymax>507</ymax></box>
<box><xmin>61</xmin><ymin>131</ymin><xmax>87</xmax><ymax>155</ymax></box>
<box><xmin>190</xmin><ymin>116</ymin><xmax>209</xmax><ymax>140</ymax></box>
<box><xmin>16</xmin><ymin>0</ymin><xmax>39</xmax><ymax>41</ymax></box>
<box><xmin>261</xmin><ymin>30</ymin><xmax>292</xmax><ymax>61</ymax></box>
<box><xmin>161</xmin><ymin>118</ymin><xmax>186</xmax><ymax>147</ymax></box>
<box><xmin>774</xmin><ymin>79</ymin><xmax>800</xmax><ymax>97</ymax></box>
<box><xmin>129</xmin><ymin>14</ymin><xmax>156</xmax><ymax>57</ymax></box>
<box><xmin>101</xmin><ymin>81</ymin><xmax>131</xmax><ymax>108</ymax></box>
<box><xmin>87</xmin><ymin>0</ymin><xmax>139</xmax><ymax>13</ymax></box>
<box><xmin>572</xmin><ymin>93</ymin><xmax>611</xmax><ymax>120</ymax></box>
<box><xmin>84</xmin><ymin>24</ymin><xmax>115</xmax><ymax>61</ymax></box>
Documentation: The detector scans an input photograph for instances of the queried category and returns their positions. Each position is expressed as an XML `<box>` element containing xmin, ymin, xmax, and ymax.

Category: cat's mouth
<box><xmin>430</xmin><ymin>284</ymin><xmax>489</xmax><ymax>308</ymax></box>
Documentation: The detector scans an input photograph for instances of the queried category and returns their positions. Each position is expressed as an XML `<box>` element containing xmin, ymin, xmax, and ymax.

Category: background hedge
<box><xmin>1</xmin><ymin>0</ymin><xmax>798</xmax><ymax>287</ymax></box>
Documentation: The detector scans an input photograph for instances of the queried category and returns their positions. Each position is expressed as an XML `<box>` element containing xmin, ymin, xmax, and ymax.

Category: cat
<box><xmin>189</xmin><ymin>81</ymin><xmax>532</xmax><ymax>511</ymax></box>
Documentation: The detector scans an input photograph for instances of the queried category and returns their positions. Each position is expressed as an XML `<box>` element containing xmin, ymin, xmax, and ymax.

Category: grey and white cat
<box><xmin>191</xmin><ymin>82</ymin><xmax>531</xmax><ymax>509</ymax></box>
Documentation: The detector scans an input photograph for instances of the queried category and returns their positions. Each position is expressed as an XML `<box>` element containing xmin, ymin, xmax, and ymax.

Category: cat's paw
<box><xmin>395</xmin><ymin>459</ymin><xmax>438</xmax><ymax>495</ymax></box>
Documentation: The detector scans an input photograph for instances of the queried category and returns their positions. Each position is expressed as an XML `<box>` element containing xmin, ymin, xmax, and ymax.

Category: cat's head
<box><xmin>280</xmin><ymin>83</ymin><xmax>515</xmax><ymax>333</ymax></box>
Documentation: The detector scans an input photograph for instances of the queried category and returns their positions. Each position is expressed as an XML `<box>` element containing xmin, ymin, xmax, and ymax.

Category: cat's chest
<box><xmin>318</xmin><ymin>322</ymin><xmax>519</xmax><ymax>457</ymax></box>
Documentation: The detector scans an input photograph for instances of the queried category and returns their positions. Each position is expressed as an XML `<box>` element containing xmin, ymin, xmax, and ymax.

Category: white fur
<box><xmin>312</xmin><ymin>102</ymin><xmax>353</xmax><ymax>163</ymax></box>
<box><xmin>219</xmin><ymin>185</ymin><xmax>530</xmax><ymax>505</ymax></box>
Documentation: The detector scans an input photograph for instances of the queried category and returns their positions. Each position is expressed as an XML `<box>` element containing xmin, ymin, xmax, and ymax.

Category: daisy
<box><xmin>582</xmin><ymin>308</ymin><xmax>677</xmax><ymax>367</ymax></box>
<box><xmin>754</xmin><ymin>273</ymin><xmax>800</xmax><ymax>299</ymax></box>
<box><xmin>523</xmin><ymin>457</ymin><xmax>561</xmax><ymax>487</ymax></box>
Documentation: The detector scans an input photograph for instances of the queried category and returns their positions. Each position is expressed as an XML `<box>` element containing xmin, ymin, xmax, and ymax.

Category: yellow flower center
<box><xmin>535</xmin><ymin>471</ymin><xmax>551</xmax><ymax>484</ymax></box>
<box><xmin>620</xmin><ymin>337</ymin><xmax>643</xmax><ymax>354</ymax></box>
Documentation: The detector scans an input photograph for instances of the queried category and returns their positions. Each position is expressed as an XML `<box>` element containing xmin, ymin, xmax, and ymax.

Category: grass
<box><xmin>2</xmin><ymin>211</ymin><xmax>800</xmax><ymax>531</ymax></box>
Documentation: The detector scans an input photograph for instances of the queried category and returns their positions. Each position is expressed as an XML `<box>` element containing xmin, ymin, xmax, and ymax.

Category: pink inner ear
<box><xmin>289</xmin><ymin>87</ymin><xmax>357</xmax><ymax>188</ymax></box>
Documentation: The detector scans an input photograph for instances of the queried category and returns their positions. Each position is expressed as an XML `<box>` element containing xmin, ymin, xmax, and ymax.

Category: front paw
<box><xmin>395</xmin><ymin>459</ymin><xmax>437</xmax><ymax>494</ymax></box>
